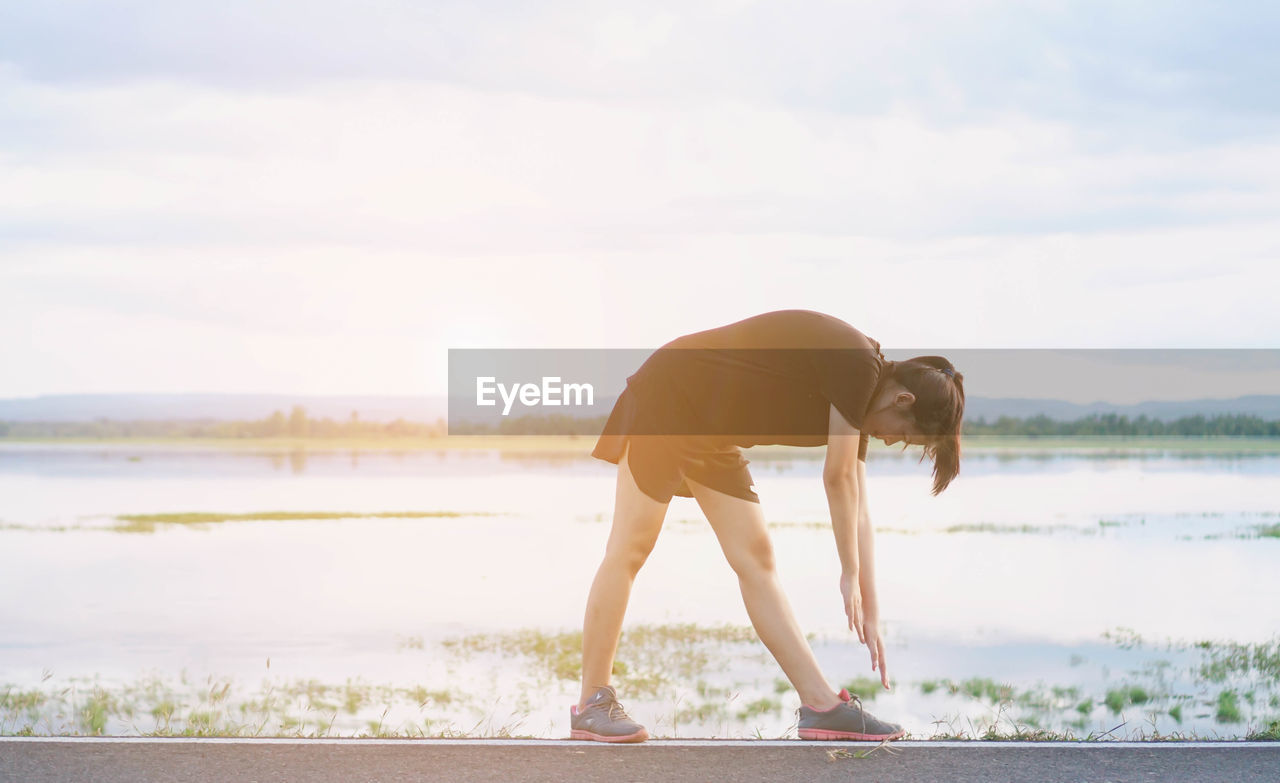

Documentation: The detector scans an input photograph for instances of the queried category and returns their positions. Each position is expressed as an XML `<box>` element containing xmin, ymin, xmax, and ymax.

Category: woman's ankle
<box><xmin>799</xmin><ymin>689</ymin><xmax>843</xmax><ymax>711</ymax></box>
<box><xmin>578</xmin><ymin>683</ymin><xmax>610</xmax><ymax>710</ymax></box>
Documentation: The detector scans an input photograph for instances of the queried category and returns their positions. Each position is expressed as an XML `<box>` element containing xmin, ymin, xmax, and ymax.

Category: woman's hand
<box><xmin>842</xmin><ymin>573</ymin><xmax>891</xmax><ymax>690</ymax></box>
<box><xmin>860</xmin><ymin>613</ymin><xmax>891</xmax><ymax>690</ymax></box>
<box><xmin>840</xmin><ymin>571</ymin><xmax>864</xmax><ymax>643</ymax></box>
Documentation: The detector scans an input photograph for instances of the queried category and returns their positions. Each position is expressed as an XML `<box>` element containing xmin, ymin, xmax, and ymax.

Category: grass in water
<box><xmin>0</xmin><ymin>673</ymin><xmax>488</xmax><ymax>738</ymax></box>
<box><xmin>735</xmin><ymin>697</ymin><xmax>783</xmax><ymax>720</ymax></box>
<box><xmin>942</xmin><ymin>523</ymin><xmax>1079</xmax><ymax>535</ymax></box>
<box><xmin>1248</xmin><ymin>719</ymin><xmax>1280</xmax><ymax>740</ymax></box>
<box><xmin>842</xmin><ymin>676</ymin><xmax>884</xmax><ymax>701</ymax></box>
<box><xmin>1216</xmin><ymin>690</ymin><xmax>1243</xmax><ymax>723</ymax></box>
<box><xmin>1104</xmin><ymin>685</ymin><xmax>1151</xmax><ymax>714</ymax></box>
<box><xmin>8</xmin><ymin>625</ymin><xmax>1279</xmax><ymax>739</ymax></box>
<box><xmin>923</xmin><ymin>677</ymin><xmax>1018</xmax><ymax>705</ymax></box>
<box><xmin>441</xmin><ymin>623</ymin><xmax>765</xmax><ymax>697</ymax></box>
<box><xmin>1195</xmin><ymin>638</ymin><xmax>1280</xmax><ymax>683</ymax></box>
<box><xmin>113</xmin><ymin>510</ymin><xmax>493</xmax><ymax>533</ymax></box>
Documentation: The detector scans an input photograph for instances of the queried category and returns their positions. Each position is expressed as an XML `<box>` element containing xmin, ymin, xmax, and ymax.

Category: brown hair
<box><xmin>885</xmin><ymin>356</ymin><xmax>965</xmax><ymax>495</ymax></box>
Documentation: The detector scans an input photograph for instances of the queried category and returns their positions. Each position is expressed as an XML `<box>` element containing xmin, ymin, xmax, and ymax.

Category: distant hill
<box><xmin>0</xmin><ymin>394</ymin><xmax>448</xmax><ymax>423</ymax></box>
<box><xmin>2</xmin><ymin>393</ymin><xmax>1279</xmax><ymax>424</ymax></box>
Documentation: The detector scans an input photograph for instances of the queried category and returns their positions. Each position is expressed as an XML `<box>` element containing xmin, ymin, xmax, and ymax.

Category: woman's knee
<box><xmin>604</xmin><ymin>535</ymin><xmax>657</xmax><ymax>576</ymax></box>
<box><xmin>727</xmin><ymin>533</ymin><xmax>776</xmax><ymax>578</ymax></box>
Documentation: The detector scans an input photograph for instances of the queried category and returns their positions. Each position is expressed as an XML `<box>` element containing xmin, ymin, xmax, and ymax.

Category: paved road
<box><xmin>3</xmin><ymin>738</ymin><xmax>1278</xmax><ymax>783</ymax></box>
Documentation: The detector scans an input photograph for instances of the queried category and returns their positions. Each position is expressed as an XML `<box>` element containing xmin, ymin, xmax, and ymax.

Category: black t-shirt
<box><xmin>626</xmin><ymin>310</ymin><xmax>885</xmax><ymax>459</ymax></box>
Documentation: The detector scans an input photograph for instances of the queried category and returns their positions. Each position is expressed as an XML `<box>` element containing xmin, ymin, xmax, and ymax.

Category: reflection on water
<box><xmin>0</xmin><ymin>445</ymin><xmax>1277</xmax><ymax>738</ymax></box>
<box><xmin>6</xmin><ymin>442</ymin><xmax>1280</xmax><ymax>479</ymax></box>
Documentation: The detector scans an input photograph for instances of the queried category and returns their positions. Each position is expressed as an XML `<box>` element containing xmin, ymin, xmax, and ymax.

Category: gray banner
<box><xmin>447</xmin><ymin>348</ymin><xmax>1280</xmax><ymax>436</ymax></box>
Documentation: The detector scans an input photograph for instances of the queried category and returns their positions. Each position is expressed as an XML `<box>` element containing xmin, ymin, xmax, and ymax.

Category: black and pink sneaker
<box><xmin>797</xmin><ymin>688</ymin><xmax>906</xmax><ymax>741</ymax></box>
<box><xmin>569</xmin><ymin>685</ymin><xmax>649</xmax><ymax>743</ymax></box>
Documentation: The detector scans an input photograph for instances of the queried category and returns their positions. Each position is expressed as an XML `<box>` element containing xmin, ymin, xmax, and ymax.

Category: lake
<box><xmin>1</xmin><ymin>442</ymin><xmax>1277</xmax><ymax>739</ymax></box>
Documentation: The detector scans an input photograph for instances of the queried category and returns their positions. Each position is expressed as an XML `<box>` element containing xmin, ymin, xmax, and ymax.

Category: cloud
<box><xmin>3</xmin><ymin>1</ymin><xmax>1278</xmax><ymax>141</ymax></box>
<box><xmin>2</xmin><ymin>1</ymin><xmax>1279</xmax><ymax>395</ymax></box>
<box><xmin>3</xmin><ymin>69</ymin><xmax>1280</xmax><ymax>254</ymax></box>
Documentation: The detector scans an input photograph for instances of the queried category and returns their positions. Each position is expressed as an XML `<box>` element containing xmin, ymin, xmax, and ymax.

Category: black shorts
<box><xmin>591</xmin><ymin>383</ymin><xmax>760</xmax><ymax>505</ymax></box>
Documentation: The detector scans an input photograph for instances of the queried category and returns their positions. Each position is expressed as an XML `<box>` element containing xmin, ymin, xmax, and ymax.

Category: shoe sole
<box><xmin>798</xmin><ymin>727</ymin><xmax>906</xmax><ymax>741</ymax></box>
<box><xmin>570</xmin><ymin>728</ymin><xmax>649</xmax><ymax>743</ymax></box>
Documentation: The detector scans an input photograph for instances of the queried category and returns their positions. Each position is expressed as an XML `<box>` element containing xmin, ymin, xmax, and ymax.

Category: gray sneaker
<box><xmin>797</xmin><ymin>688</ymin><xmax>906</xmax><ymax>741</ymax></box>
<box><xmin>570</xmin><ymin>685</ymin><xmax>649</xmax><ymax>743</ymax></box>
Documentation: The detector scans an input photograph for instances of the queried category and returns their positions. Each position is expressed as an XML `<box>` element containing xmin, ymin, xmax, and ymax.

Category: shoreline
<box><xmin>2</xmin><ymin>435</ymin><xmax>1280</xmax><ymax>455</ymax></box>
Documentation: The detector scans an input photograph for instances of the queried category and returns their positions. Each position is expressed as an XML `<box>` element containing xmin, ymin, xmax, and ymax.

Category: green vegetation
<box><xmin>1216</xmin><ymin>690</ymin><xmax>1243</xmax><ymax>723</ymax></box>
<box><xmin>842</xmin><ymin>677</ymin><xmax>883</xmax><ymax>701</ymax></box>
<box><xmin>1104</xmin><ymin>685</ymin><xmax>1151</xmax><ymax>714</ymax></box>
<box><xmin>941</xmin><ymin>523</ymin><xmax>1081</xmax><ymax>535</ymax></box>
<box><xmin>0</xmin><ymin>673</ymin><xmax>493</xmax><ymax>738</ymax></box>
<box><xmin>673</xmin><ymin>700</ymin><xmax>728</xmax><ymax>726</ymax></box>
<box><xmin>0</xmin><ymin>434</ymin><xmax>600</xmax><ymax>452</ymax></box>
<box><xmin>442</xmin><ymin>628</ymin><xmax>583</xmax><ymax>682</ymax></box>
<box><xmin>451</xmin><ymin>413</ymin><xmax>609</xmax><ymax>436</ymax></box>
<box><xmin>735</xmin><ymin>697</ymin><xmax>782</xmax><ymax>720</ymax></box>
<box><xmin>6</xmin><ymin>405</ymin><xmax>1280</xmax><ymax>449</ymax></box>
<box><xmin>962</xmin><ymin>678</ymin><xmax>1017</xmax><ymax>704</ymax></box>
<box><xmin>922</xmin><ymin>677</ymin><xmax>1018</xmax><ymax>704</ymax></box>
<box><xmin>0</xmin><ymin>405</ymin><xmax>447</xmax><ymax>440</ymax></box>
<box><xmin>78</xmin><ymin>688</ymin><xmax>115</xmax><ymax>735</ymax></box>
<box><xmin>1249</xmin><ymin>719</ymin><xmax>1280</xmax><ymax>740</ymax></box>
<box><xmin>965</xmin><ymin>413</ymin><xmax>1280</xmax><ymax>438</ymax></box>
<box><xmin>115</xmin><ymin>509</ymin><xmax>487</xmax><ymax>533</ymax></box>
<box><xmin>440</xmin><ymin>623</ymin><xmax>765</xmax><ymax>698</ymax></box>
<box><xmin>5</xmin><ymin>625</ymin><xmax>1279</xmax><ymax>739</ymax></box>
<box><xmin>1</xmin><ymin>510</ymin><xmax>497</xmax><ymax>534</ymax></box>
<box><xmin>933</xmin><ymin>436</ymin><xmax>1280</xmax><ymax>453</ymax></box>
<box><xmin>116</xmin><ymin>510</ymin><xmax>480</xmax><ymax>525</ymax></box>
<box><xmin>1195</xmin><ymin>638</ymin><xmax>1280</xmax><ymax>683</ymax></box>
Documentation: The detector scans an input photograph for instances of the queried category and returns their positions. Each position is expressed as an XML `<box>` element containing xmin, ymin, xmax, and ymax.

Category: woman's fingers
<box><xmin>878</xmin><ymin>637</ymin><xmax>890</xmax><ymax>689</ymax></box>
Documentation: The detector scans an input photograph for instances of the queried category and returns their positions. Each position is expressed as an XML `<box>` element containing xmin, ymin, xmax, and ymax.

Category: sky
<box><xmin>3</xmin><ymin>1</ymin><xmax>1280</xmax><ymax>400</ymax></box>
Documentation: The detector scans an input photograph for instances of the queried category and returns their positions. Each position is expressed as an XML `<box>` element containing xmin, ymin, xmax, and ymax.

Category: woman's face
<box><xmin>863</xmin><ymin>387</ymin><xmax>929</xmax><ymax>447</ymax></box>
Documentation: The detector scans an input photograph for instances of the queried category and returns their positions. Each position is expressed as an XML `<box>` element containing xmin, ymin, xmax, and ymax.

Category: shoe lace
<box><xmin>606</xmin><ymin>697</ymin><xmax>632</xmax><ymax>721</ymax></box>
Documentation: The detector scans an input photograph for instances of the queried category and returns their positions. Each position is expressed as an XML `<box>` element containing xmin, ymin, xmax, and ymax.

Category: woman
<box><xmin>570</xmin><ymin>309</ymin><xmax>965</xmax><ymax>742</ymax></box>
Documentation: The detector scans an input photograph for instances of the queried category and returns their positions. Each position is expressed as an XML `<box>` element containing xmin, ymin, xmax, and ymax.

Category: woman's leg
<box><xmin>683</xmin><ymin>475</ymin><xmax>843</xmax><ymax>711</ymax></box>
<box><xmin>579</xmin><ymin>441</ymin><xmax>670</xmax><ymax>708</ymax></box>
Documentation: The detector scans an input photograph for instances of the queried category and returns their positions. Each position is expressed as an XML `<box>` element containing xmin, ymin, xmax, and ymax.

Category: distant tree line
<box><xmin>963</xmin><ymin>413</ymin><xmax>1280</xmax><ymax>438</ymax></box>
<box><xmin>449</xmin><ymin>413</ymin><xmax>610</xmax><ymax>436</ymax></box>
<box><xmin>453</xmin><ymin>412</ymin><xmax>1280</xmax><ymax>437</ymax></box>
<box><xmin>1</xmin><ymin>409</ymin><xmax>1277</xmax><ymax>440</ymax></box>
<box><xmin>0</xmin><ymin>406</ymin><xmax>447</xmax><ymax>439</ymax></box>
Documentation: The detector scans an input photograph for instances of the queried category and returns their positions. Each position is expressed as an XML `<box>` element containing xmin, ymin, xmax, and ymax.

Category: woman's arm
<box><xmin>856</xmin><ymin>455</ymin><xmax>891</xmax><ymax>689</ymax></box>
<box><xmin>823</xmin><ymin>404</ymin><xmax>864</xmax><ymax>636</ymax></box>
<box><xmin>856</xmin><ymin>458</ymin><xmax>879</xmax><ymax>617</ymax></box>
<box><xmin>823</xmin><ymin>403</ymin><xmax>862</xmax><ymax>573</ymax></box>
